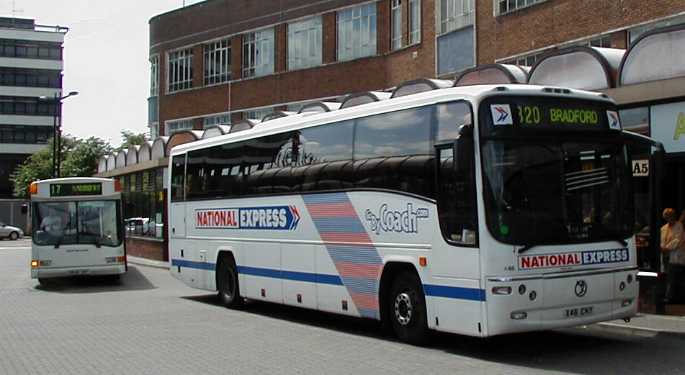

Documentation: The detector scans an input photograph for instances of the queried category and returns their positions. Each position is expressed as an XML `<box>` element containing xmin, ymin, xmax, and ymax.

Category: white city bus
<box><xmin>30</xmin><ymin>177</ymin><xmax>126</xmax><ymax>283</ymax></box>
<box><xmin>168</xmin><ymin>83</ymin><xmax>638</xmax><ymax>343</ymax></box>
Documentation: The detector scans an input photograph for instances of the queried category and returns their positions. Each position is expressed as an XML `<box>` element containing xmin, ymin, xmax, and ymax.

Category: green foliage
<box><xmin>117</xmin><ymin>130</ymin><xmax>148</xmax><ymax>152</ymax></box>
<box><xmin>10</xmin><ymin>135</ymin><xmax>112</xmax><ymax>198</ymax></box>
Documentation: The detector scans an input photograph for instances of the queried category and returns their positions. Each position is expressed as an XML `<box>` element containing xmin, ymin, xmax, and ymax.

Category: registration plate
<box><xmin>564</xmin><ymin>306</ymin><xmax>593</xmax><ymax>318</ymax></box>
<box><xmin>68</xmin><ymin>269</ymin><xmax>90</xmax><ymax>275</ymax></box>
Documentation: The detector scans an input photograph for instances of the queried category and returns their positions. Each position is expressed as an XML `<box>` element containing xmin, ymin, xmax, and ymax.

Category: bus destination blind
<box><xmin>50</xmin><ymin>182</ymin><xmax>102</xmax><ymax>197</ymax></box>
<box><xmin>487</xmin><ymin>98</ymin><xmax>620</xmax><ymax>133</ymax></box>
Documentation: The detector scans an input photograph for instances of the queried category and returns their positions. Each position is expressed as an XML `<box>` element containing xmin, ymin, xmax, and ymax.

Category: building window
<box><xmin>440</xmin><ymin>0</ymin><xmax>474</xmax><ymax>34</ymax></box>
<box><xmin>0</xmin><ymin>68</ymin><xmax>61</xmax><ymax>88</ymax></box>
<box><xmin>437</xmin><ymin>26</ymin><xmax>474</xmax><ymax>75</ymax></box>
<box><xmin>0</xmin><ymin>40</ymin><xmax>61</xmax><ymax>60</ymax></box>
<box><xmin>409</xmin><ymin>0</ymin><xmax>421</xmax><ymax>44</ymax></box>
<box><xmin>243</xmin><ymin>28</ymin><xmax>275</xmax><ymax>78</ymax></box>
<box><xmin>288</xmin><ymin>17</ymin><xmax>323</xmax><ymax>70</ymax></box>
<box><xmin>496</xmin><ymin>0</ymin><xmax>546</xmax><ymax>16</ymax></box>
<box><xmin>204</xmin><ymin>39</ymin><xmax>231</xmax><ymax>85</ymax></box>
<box><xmin>589</xmin><ymin>36</ymin><xmax>612</xmax><ymax>48</ymax></box>
<box><xmin>203</xmin><ymin>113</ymin><xmax>231</xmax><ymax>128</ymax></box>
<box><xmin>391</xmin><ymin>0</ymin><xmax>402</xmax><ymax>50</ymax></box>
<box><xmin>168</xmin><ymin>48</ymin><xmax>193</xmax><ymax>93</ymax></box>
<box><xmin>244</xmin><ymin>108</ymin><xmax>273</xmax><ymax>121</ymax></box>
<box><xmin>337</xmin><ymin>3</ymin><xmax>377</xmax><ymax>62</ymax></box>
<box><xmin>0</xmin><ymin>125</ymin><xmax>52</xmax><ymax>144</ymax></box>
<box><xmin>166</xmin><ymin>119</ymin><xmax>194</xmax><ymax>136</ymax></box>
<box><xmin>149</xmin><ymin>55</ymin><xmax>158</xmax><ymax>97</ymax></box>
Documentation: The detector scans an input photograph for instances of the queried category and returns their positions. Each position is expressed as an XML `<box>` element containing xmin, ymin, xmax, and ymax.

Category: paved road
<box><xmin>1</xmin><ymin>238</ymin><xmax>685</xmax><ymax>375</ymax></box>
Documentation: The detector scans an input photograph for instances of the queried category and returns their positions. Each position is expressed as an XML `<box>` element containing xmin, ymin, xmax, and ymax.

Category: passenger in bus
<box><xmin>661</xmin><ymin>208</ymin><xmax>685</xmax><ymax>303</ymax></box>
<box><xmin>40</xmin><ymin>207</ymin><xmax>64</xmax><ymax>237</ymax></box>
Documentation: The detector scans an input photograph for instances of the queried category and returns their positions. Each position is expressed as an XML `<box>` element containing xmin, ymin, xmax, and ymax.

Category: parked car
<box><xmin>0</xmin><ymin>222</ymin><xmax>23</xmax><ymax>240</ymax></box>
<box><xmin>124</xmin><ymin>217</ymin><xmax>153</xmax><ymax>236</ymax></box>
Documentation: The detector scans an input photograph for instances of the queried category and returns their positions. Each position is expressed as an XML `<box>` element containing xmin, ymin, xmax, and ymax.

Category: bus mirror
<box><xmin>20</xmin><ymin>203</ymin><xmax>28</xmax><ymax>214</ymax></box>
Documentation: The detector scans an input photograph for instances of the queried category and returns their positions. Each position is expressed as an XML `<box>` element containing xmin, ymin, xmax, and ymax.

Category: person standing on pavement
<box><xmin>661</xmin><ymin>208</ymin><xmax>685</xmax><ymax>303</ymax></box>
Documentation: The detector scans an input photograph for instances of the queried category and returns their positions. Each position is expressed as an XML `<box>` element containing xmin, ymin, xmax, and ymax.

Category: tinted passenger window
<box><xmin>435</xmin><ymin>102</ymin><xmax>472</xmax><ymax>143</ymax></box>
<box><xmin>354</xmin><ymin>107</ymin><xmax>431</xmax><ymax>159</ymax></box>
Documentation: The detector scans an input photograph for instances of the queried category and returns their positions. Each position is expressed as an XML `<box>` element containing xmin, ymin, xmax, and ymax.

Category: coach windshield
<box><xmin>479</xmin><ymin>96</ymin><xmax>634</xmax><ymax>247</ymax></box>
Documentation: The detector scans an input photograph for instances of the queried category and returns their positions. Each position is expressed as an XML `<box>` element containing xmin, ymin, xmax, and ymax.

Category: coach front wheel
<box><xmin>217</xmin><ymin>256</ymin><xmax>243</xmax><ymax>308</ymax></box>
<box><xmin>388</xmin><ymin>271</ymin><xmax>429</xmax><ymax>345</ymax></box>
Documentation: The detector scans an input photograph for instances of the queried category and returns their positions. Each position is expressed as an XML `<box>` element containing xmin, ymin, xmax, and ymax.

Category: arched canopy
<box><xmin>340</xmin><ymin>91</ymin><xmax>391</xmax><ymax>109</ymax></box>
<box><xmin>151</xmin><ymin>137</ymin><xmax>168</xmax><ymax>159</ymax></box>
<box><xmin>115</xmin><ymin>149</ymin><xmax>128</xmax><ymax>168</ymax></box>
<box><xmin>229</xmin><ymin>119</ymin><xmax>256</xmax><ymax>134</ymax></box>
<box><xmin>262</xmin><ymin>111</ymin><xmax>295</xmax><ymax>122</ymax></box>
<box><xmin>106</xmin><ymin>154</ymin><xmax>116</xmax><ymax>171</ymax></box>
<box><xmin>166</xmin><ymin>131</ymin><xmax>200</xmax><ymax>155</ymax></box>
<box><xmin>126</xmin><ymin>145</ymin><xmax>140</xmax><ymax>165</ymax></box>
<box><xmin>391</xmin><ymin>79</ymin><xmax>452</xmax><ymax>98</ymax></box>
<box><xmin>620</xmin><ymin>24</ymin><xmax>685</xmax><ymax>86</ymax></box>
<box><xmin>454</xmin><ymin>64</ymin><xmax>528</xmax><ymax>86</ymax></box>
<box><xmin>97</xmin><ymin>157</ymin><xmax>107</xmax><ymax>173</ymax></box>
<box><xmin>528</xmin><ymin>46</ymin><xmax>624</xmax><ymax>90</ymax></box>
<box><xmin>298</xmin><ymin>101</ymin><xmax>341</xmax><ymax>114</ymax></box>
<box><xmin>138</xmin><ymin>141</ymin><xmax>153</xmax><ymax>162</ymax></box>
<box><xmin>202</xmin><ymin>125</ymin><xmax>230</xmax><ymax>139</ymax></box>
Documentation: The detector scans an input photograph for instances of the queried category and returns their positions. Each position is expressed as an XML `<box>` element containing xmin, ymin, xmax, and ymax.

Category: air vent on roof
<box><xmin>391</xmin><ymin>78</ymin><xmax>452</xmax><ymax>98</ymax></box>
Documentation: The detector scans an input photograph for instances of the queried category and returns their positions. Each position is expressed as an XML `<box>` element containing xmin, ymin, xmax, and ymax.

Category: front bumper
<box><xmin>31</xmin><ymin>264</ymin><xmax>126</xmax><ymax>279</ymax></box>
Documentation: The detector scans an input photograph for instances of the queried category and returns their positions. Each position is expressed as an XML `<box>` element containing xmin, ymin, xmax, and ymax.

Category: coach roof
<box><xmin>170</xmin><ymin>84</ymin><xmax>611</xmax><ymax>156</ymax></box>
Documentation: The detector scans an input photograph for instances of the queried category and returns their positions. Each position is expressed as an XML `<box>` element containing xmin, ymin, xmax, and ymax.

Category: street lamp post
<box><xmin>40</xmin><ymin>91</ymin><xmax>78</xmax><ymax>178</ymax></box>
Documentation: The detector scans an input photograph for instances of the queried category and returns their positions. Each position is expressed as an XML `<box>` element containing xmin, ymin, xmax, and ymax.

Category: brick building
<box><xmin>148</xmin><ymin>0</ymin><xmax>484</xmax><ymax>137</ymax></box>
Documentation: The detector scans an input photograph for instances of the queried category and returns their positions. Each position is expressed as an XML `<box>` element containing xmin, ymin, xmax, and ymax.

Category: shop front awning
<box><xmin>454</xmin><ymin>64</ymin><xmax>528</xmax><ymax>86</ymax></box>
<box><xmin>528</xmin><ymin>46</ymin><xmax>625</xmax><ymax>91</ymax></box>
<box><xmin>620</xmin><ymin>24</ymin><xmax>685</xmax><ymax>86</ymax></box>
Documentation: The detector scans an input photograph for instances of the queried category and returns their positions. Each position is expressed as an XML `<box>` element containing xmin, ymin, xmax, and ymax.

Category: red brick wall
<box><xmin>477</xmin><ymin>0</ymin><xmax>685</xmax><ymax>64</ymax></box>
<box><xmin>126</xmin><ymin>237</ymin><xmax>167</xmax><ymax>262</ymax></box>
<box><xmin>154</xmin><ymin>0</ymin><xmax>437</xmax><ymax>128</ymax></box>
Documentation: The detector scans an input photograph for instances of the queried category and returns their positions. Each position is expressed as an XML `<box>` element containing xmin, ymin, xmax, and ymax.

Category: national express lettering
<box><xmin>195</xmin><ymin>206</ymin><xmax>300</xmax><ymax>230</ymax></box>
<box><xmin>519</xmin><ymin>248</ymin><xmax>629</xmax><ymax>270</ymax></box>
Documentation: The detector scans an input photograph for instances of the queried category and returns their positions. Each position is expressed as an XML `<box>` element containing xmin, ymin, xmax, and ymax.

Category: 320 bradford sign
<box><xmin>195</xmin><ymin>206</ymin><xmax>301</xmax><ymax>230</ymax></box>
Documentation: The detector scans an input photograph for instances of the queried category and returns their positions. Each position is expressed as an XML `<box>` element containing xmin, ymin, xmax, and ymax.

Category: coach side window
<box><xmin>353</xmin><ymin>106</ymin><xmax>433</xmax><ymax>197</ymax></box>
<box><xmin>298</xmin><ymin>121</ymin><xmax>354</xmax><ymax>191</ymax></box>
<box><xmin>434</xmin><ymin>101</ymin><xmax>472</xmax><ymax>143</ymax></box>
<box><xmin>170</xmin><ymin>154</ymin><xmax>186</xmax><ymax>201</ymax></box>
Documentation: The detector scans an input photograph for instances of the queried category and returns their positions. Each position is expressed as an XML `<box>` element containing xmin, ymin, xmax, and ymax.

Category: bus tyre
<box><xmin>9</xmin><ymin>231</ymin><xmax>18</xmax><ymax>240</ymax></box>
<box><xmin>217</xmin><ymin>256</ymin><xmax>243</xmax><ymax>308</ymax></box>
<box><xmin>389</xmin><ymin>271</ymin><xmax>429</xmax><ymax>345</ymax></box>
<box><xmin>37</xmin><ymin>278</ymin><xmax>52</xmax><ymax>286</ymax></box>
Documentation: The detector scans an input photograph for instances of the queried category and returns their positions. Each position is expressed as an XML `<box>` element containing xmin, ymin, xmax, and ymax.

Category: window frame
<box><xmin>337</xmin><ymin>3</ymin><xmax>378</xmax><ymax>62</ymax></box>
<box><xmin>409</xmin><ymin>0</ymin><xmax>421</xmax><ymax>45</ymax></box>
<box><xmin>203</xmin><ymin>39</ymin><xmax>231</xmax><ymax>85</ymax></box>
<box><xmin>167</xmin><ymin>48</ymin><xmax>194</xmax><ymax>93</ymax></box>
<box><xmin>391</xmin><ymin>0</ymin><xmax>403</xmax><ymax>51</ymax></box>
<box><xmin>242</xmin><ymin>28</ymin><xmax>275</xmax><ymax>78</ymax></box>
<box><xmin>287</xmin><ymin>16</ymin><xmax>323</xmax><ymax>70</ymax></box>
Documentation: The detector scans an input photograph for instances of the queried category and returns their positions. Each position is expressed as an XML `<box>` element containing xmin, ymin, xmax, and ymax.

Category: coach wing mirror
<box><xmin>455</xmin><ymin>124</ymin><xmax>474</xmax><ymax>172</ymax></box>
<box><xmin>20</xmin><ymin>203</ymin><xmax>28</xmax><ymax>214</ymax></box>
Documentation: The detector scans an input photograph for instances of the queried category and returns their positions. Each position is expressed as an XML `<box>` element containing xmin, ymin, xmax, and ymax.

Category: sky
<box><xmin>4</xmin><ymin>0</ymin><xmax>204</xmax><ymax>147</ymax></box>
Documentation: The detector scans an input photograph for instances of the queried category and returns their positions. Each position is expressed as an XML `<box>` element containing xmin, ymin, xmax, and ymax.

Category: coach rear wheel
<box><xmin>388</xmin><ymin>271</ymin><xmax>429</xmax><ymax>345</ymax></box>
<box><xmin>217</xmin><ymin>256</ymin><xmax>243</xmax><ymax>308</ymax></box>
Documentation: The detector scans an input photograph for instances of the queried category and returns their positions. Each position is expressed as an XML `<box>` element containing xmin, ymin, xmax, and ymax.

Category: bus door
<box><xmin>623</xmin><ymin>131</ymin><xmax>664</xmax><ymax>312</ymax></box>
<box><xmin>170</xmin><ymin>154</ymin><xmax>187</xmax><ymax>239</ymax></box>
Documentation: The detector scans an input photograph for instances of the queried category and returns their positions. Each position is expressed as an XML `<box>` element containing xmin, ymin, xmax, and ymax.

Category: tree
<box><xmin>116</xmin><ymin>130</ymin><xmax>148</xmax><ymax>152</ymax></box>
<box><xmin>10</xmin><ymin>135</ymin><xmax>112</xmax><ymax>198</ymax></box>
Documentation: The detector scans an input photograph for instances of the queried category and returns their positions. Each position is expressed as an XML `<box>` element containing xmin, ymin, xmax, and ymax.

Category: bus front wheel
<box><xmin>217</xmin><ymin>255</ymin><xmax>243</xmax><ymax>308</ymax></box>
<box><xmin>388</xmin><ymin>271</ymin><xmax>429</xmax><ymax>345</ymax></box>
